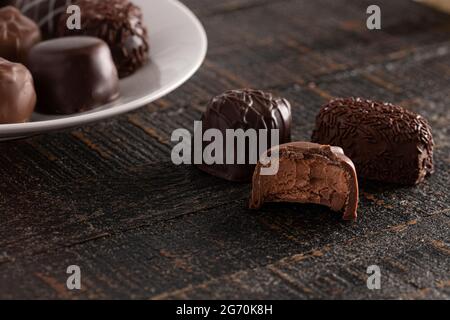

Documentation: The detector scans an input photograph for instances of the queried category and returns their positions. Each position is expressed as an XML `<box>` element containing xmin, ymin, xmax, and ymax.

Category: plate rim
<box><xmin>0</xmin><ymin>0</ymin><xmax>207</xmax><ymax>136</ymax></box>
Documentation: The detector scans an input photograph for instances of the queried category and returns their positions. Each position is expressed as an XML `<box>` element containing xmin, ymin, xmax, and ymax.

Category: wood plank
<box><xmin>0</xmin><ymin>0</ymin><xmax>449</xmax><ymax>299</ymax></box>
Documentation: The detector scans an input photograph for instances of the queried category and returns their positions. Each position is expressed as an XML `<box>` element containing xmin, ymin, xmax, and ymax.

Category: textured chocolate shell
<box><xmin>196</xmin><ymin>89</ymin><xmax>292</xmax><ymax>182</ymax></box>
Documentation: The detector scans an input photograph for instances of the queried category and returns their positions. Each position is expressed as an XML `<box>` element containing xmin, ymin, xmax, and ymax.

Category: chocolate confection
<box><xmin>0</xmin><ymin>6</ymin><xmax>41</xmax><ymax>63</ymax></box>
<box><xmin>57</xmin><ymin>0</ymin><xmax>149</xmax><ymax>78</ymax></box>
<box><xmin>312</xmin><ymin>97</ymin><xmax>434</xmax><ymax>185</ymax></box>
<box><xmin>196</xmin><ymin>89</ymin><xmax>292</xmax><ymax>182</ymax></box>
<box><xmin>0</xmin><ymin>0</ymin><xmax>71</xmax><ymax>38</ymax></box>
<box><xmin>250</xmin><ymin>142</ymin><xmax>359</xmax><ymax>221</ymax></box>
<box><xmin>27</xmin><ymin>36</ymin><xmax>120</xmax><ymax>115</ymax></box>
<box><xmin>0</xmin><ymin>58</ymin><xmax>36</xmax><ymax>124</ymax></box>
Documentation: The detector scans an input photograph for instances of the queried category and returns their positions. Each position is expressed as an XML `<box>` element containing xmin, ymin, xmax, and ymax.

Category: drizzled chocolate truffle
<box><xmin>312</xmin><ymin>98</ymin><xmax>434</xmax><ymax>185</ymax></box>
<box><xmin>57</xmin><ymin>0</ymin><xmax>149</xmax><ymax>78</ymax></box>
<box><xmin>0</xmin><ymin>58</ymin><xmax>36</xmax><ymax>124</ymax></box>
<box><xmin>27</xmin><ymin>36</ymin><xmax>120</xmax><ymax>114</ymax></box>
<box><xmin>250</xmin><ymin>142</ymin><xmax>359</xmax><ymax>221</ymax></box>
<box><xmin>196</xmin><ymin>89</ymin><xmax>292</xmax><ymax>182</ymax></box>
<box><xmin>0</xmin><ymin>6</ymin><xmax>41</xmax><ymax>63</ymax></box>
<box><xmin>1</xmin><ymin>0</ymin><xmax>71</xmax><ymax>38</ymax></box>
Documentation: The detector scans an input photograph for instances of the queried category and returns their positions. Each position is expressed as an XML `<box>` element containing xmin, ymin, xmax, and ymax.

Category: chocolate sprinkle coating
<box><xmin>197</xmin><ymin>89</ymin><xmax>292</xmax><ymax>182</ymax></box>
<box><xmin>312</xmin><ymin>97</ymin><xmax>434</xmax><ymax>185</ymax></box>
<box><xmin>57</xmin><ymin>0</ymin><xmax>149</xmax><ymax>78</ymax></box>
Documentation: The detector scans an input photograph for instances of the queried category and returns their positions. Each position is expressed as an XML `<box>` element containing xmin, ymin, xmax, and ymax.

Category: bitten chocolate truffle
<box><xmin>1</xmin><ymin>0</ymin><xmax>71</xmax><ymax>38</ymax></box>
<box><xmin>312</xmin><ymin>97</ymin><xmax>434</xmax><ymax>185</ymax></box>
<box><xmin>196</xmin><ymin>89</ymin><xmax>292</xmax><ymax>182</ymax></box>
<box><xmin>250</xmin><ymin>142</ymin><xmax>359</xmax><ymax>221</ymax></box>
<box><xmin>0</xmin><ymin>6</ymin><xmax>41</xmax><ymax>63</ymax></box>
<box><xmin>0</xmin><ymin>58</ymin><xmax>36</xmax><ymax>124</ymax></box>
<box><xmin>57</xmin><ymin>0</ymin><xmax>149</xmax><ymax>78</ymax></box>
<box><xmin>27</xmin><ymin>36</ymin><xmax>120</xmax><ymax>115</ymax></box>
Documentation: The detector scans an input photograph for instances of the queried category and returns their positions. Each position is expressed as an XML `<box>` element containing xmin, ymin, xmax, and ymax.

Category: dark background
<box><xmin>0</xmin><ymin>0</ymin><xmax>449</xmax><ymax>299</ymax></box>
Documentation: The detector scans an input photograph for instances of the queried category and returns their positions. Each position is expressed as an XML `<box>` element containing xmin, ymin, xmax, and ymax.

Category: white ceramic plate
<box><xmin>0</xmin><ymin>0</ymin><xmax>207</xmax><ymax>141</ymax></box>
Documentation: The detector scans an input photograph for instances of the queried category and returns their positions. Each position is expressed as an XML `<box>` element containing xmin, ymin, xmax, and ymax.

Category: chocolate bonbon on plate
<box><xmin>27</xmin><ymin>36</ymin><xmax>120</xmax><ymax>115</ymax></box>
<box><xmin>312</xmin><ymin>97</ymin><xmax>434</xmax><ymax>185</ymax></box>
<box><xmin>250</xmin><ymin>142</ymin><xmax>359</xmax><ymax>221</ymax></box>
<box><xmin>57</xmin><ymin>0</ymin><xmax>149</xmax><ymax>78</ymax></box>
<box><xmin>0</xmin><ymin>6</ymin><xmax>41</xmax><ymax>63</ymax></box>
<box><xmin>0</xmin><ymin>0</ymin><xmax>71</xmax><ymax>38</ymax></box>
<box><xmin>0</xmin><ymin>58</ymin><xmax>36</xmax><ymax>124</ymax></box>
<box><xmin>196</xmin><ymin>89</ymin><xmax>292</xmax><ymax>182</ymax></box>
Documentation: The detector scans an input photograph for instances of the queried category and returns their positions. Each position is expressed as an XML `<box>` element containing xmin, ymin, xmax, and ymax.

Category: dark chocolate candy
<box><xmin>312</xmin><ymin>97</ymin><xmax>434</xmax><ymax>185</ymax></box>
<box><xmin>0</xmin><ymin>6</ymin><xmax>41</xmax><ymax>63</ymax></box>
<box><xmin>250</xmin><ymin>142</ymin><xmax>359</xmax><ymax>221</ymax></box>
<box><xmin>0</xmin><ymin>58</ymin><xmax>36</xmax><ymax>124</ymax></box>
<box><xmin>196</xmin><ymin>89</ymin><xmax>292</xmax><ymax>182</ymax></box>
<box><xmin>27</xmin><ymin>36</ymin><xmax>120</xmax><ymax>115</ymax></box>
<box><xmin>57</xmin><ymin>0</ymin><xmax>149</xmax><ymax>78</ymax></box>
<box><xmin>1</xmin><ymin>0</ymin><xmax>71</xmax><ymax>38</ymax></box>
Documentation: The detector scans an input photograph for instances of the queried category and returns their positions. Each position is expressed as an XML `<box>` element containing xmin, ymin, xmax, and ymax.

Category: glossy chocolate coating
<box><xmin>250</xmin><ymin>142</ymin><xmax>359</xmax><ymax>221</ymax></box>
<box><xmin>0</xmin><ymin>0</ymin><xmax>71</xmax><ymax>38</ymax></box>
<box><xmin>57</xmin><ymin>0</ymin><xmax>149</xmax><ymax>78</ymax></box>
<box><xmin>197</xmin><ymin>89</ymin><xmax>292</xmax><ymax>182</ymax></box>
<box><xmin>27</xmin><ymin>36</ymin><xmax>120</xmax><ymax>115</ymax></box>
<box><xmin>0</xmin><ymin>6</ymin><xmax>41</xmax><ymax>63</ymax></box>
<box><xmin>312</xmin><ymin>97</ymin><xmax>434</xmax><ymax>185</ymax></box>
<box><xmin>0</xmin><ymin>58</ymin><xmax>36</xmax><ymax>124</ymax></box>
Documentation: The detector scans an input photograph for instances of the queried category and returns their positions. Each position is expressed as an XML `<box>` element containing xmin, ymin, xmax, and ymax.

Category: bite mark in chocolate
<box><xmin>312</xmin><ymin>97</ymin><xmax>434</xmax><ymax>185</ymax></box>
<box><xmin>250</xmin><ymin>142</ymin><xmax>359</xmax><ymax>221</ymax></box>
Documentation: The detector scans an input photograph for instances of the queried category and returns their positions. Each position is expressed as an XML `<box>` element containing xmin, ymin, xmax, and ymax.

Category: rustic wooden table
<box><xmin>0</xmin><ymin>0</ymin><xmax>449</xmax><ymax>300</ymax></box>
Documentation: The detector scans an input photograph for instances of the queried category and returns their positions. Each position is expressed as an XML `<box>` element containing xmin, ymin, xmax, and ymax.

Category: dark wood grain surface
<box><xmin>1</xmin><ymin>0</ymin><xmax>449</xmax><ymax>299</ymax></box>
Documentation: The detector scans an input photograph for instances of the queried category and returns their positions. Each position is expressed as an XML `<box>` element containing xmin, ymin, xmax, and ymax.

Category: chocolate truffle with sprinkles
<box><xmin>312</xmin><ymin>97</ymin><xmax>434</xmax><ymax>185</ymax></box>
<box><xmin>57</xmin><ymin>0</ymin><xmax>149</xmax><ymax>78</ymax></box>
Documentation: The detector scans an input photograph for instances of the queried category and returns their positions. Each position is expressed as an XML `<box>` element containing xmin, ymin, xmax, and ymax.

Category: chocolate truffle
<box><xmin>0</xmin><ymin>6</ymin><xmax>41</xmax><ymax>63</ymax></box>
<box><xmin>57</xmin><ymin>0</ymin><xmax>149</xmax><ymax>78</ymax></box>
<box><xmin>0</xmin><ymin>0</ymin><xmax>71</xmax><ymax>38</ymax></box>
<box><xmin>0</xmin><ymin>58</ymin><xmax>36</xmax><ymax>124</ymax></box>
<box><xmin>27</xmin><ymin>36</ymin><xmax>120</xmax><ymax>115</ymax></box>
<box><xmin>196</xmin><ymin>89</ymin><xmax>292</xmax><ymax>182</ymax></box>
<box><xmin>312</xmin><ymin>98</ymin><xmax>434</xmax><ymax>185</ymax></box>
<box><xmin>250</xmin><ymin>142</ymin><xmax>359</xmax><ymax>221</ymax></box>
